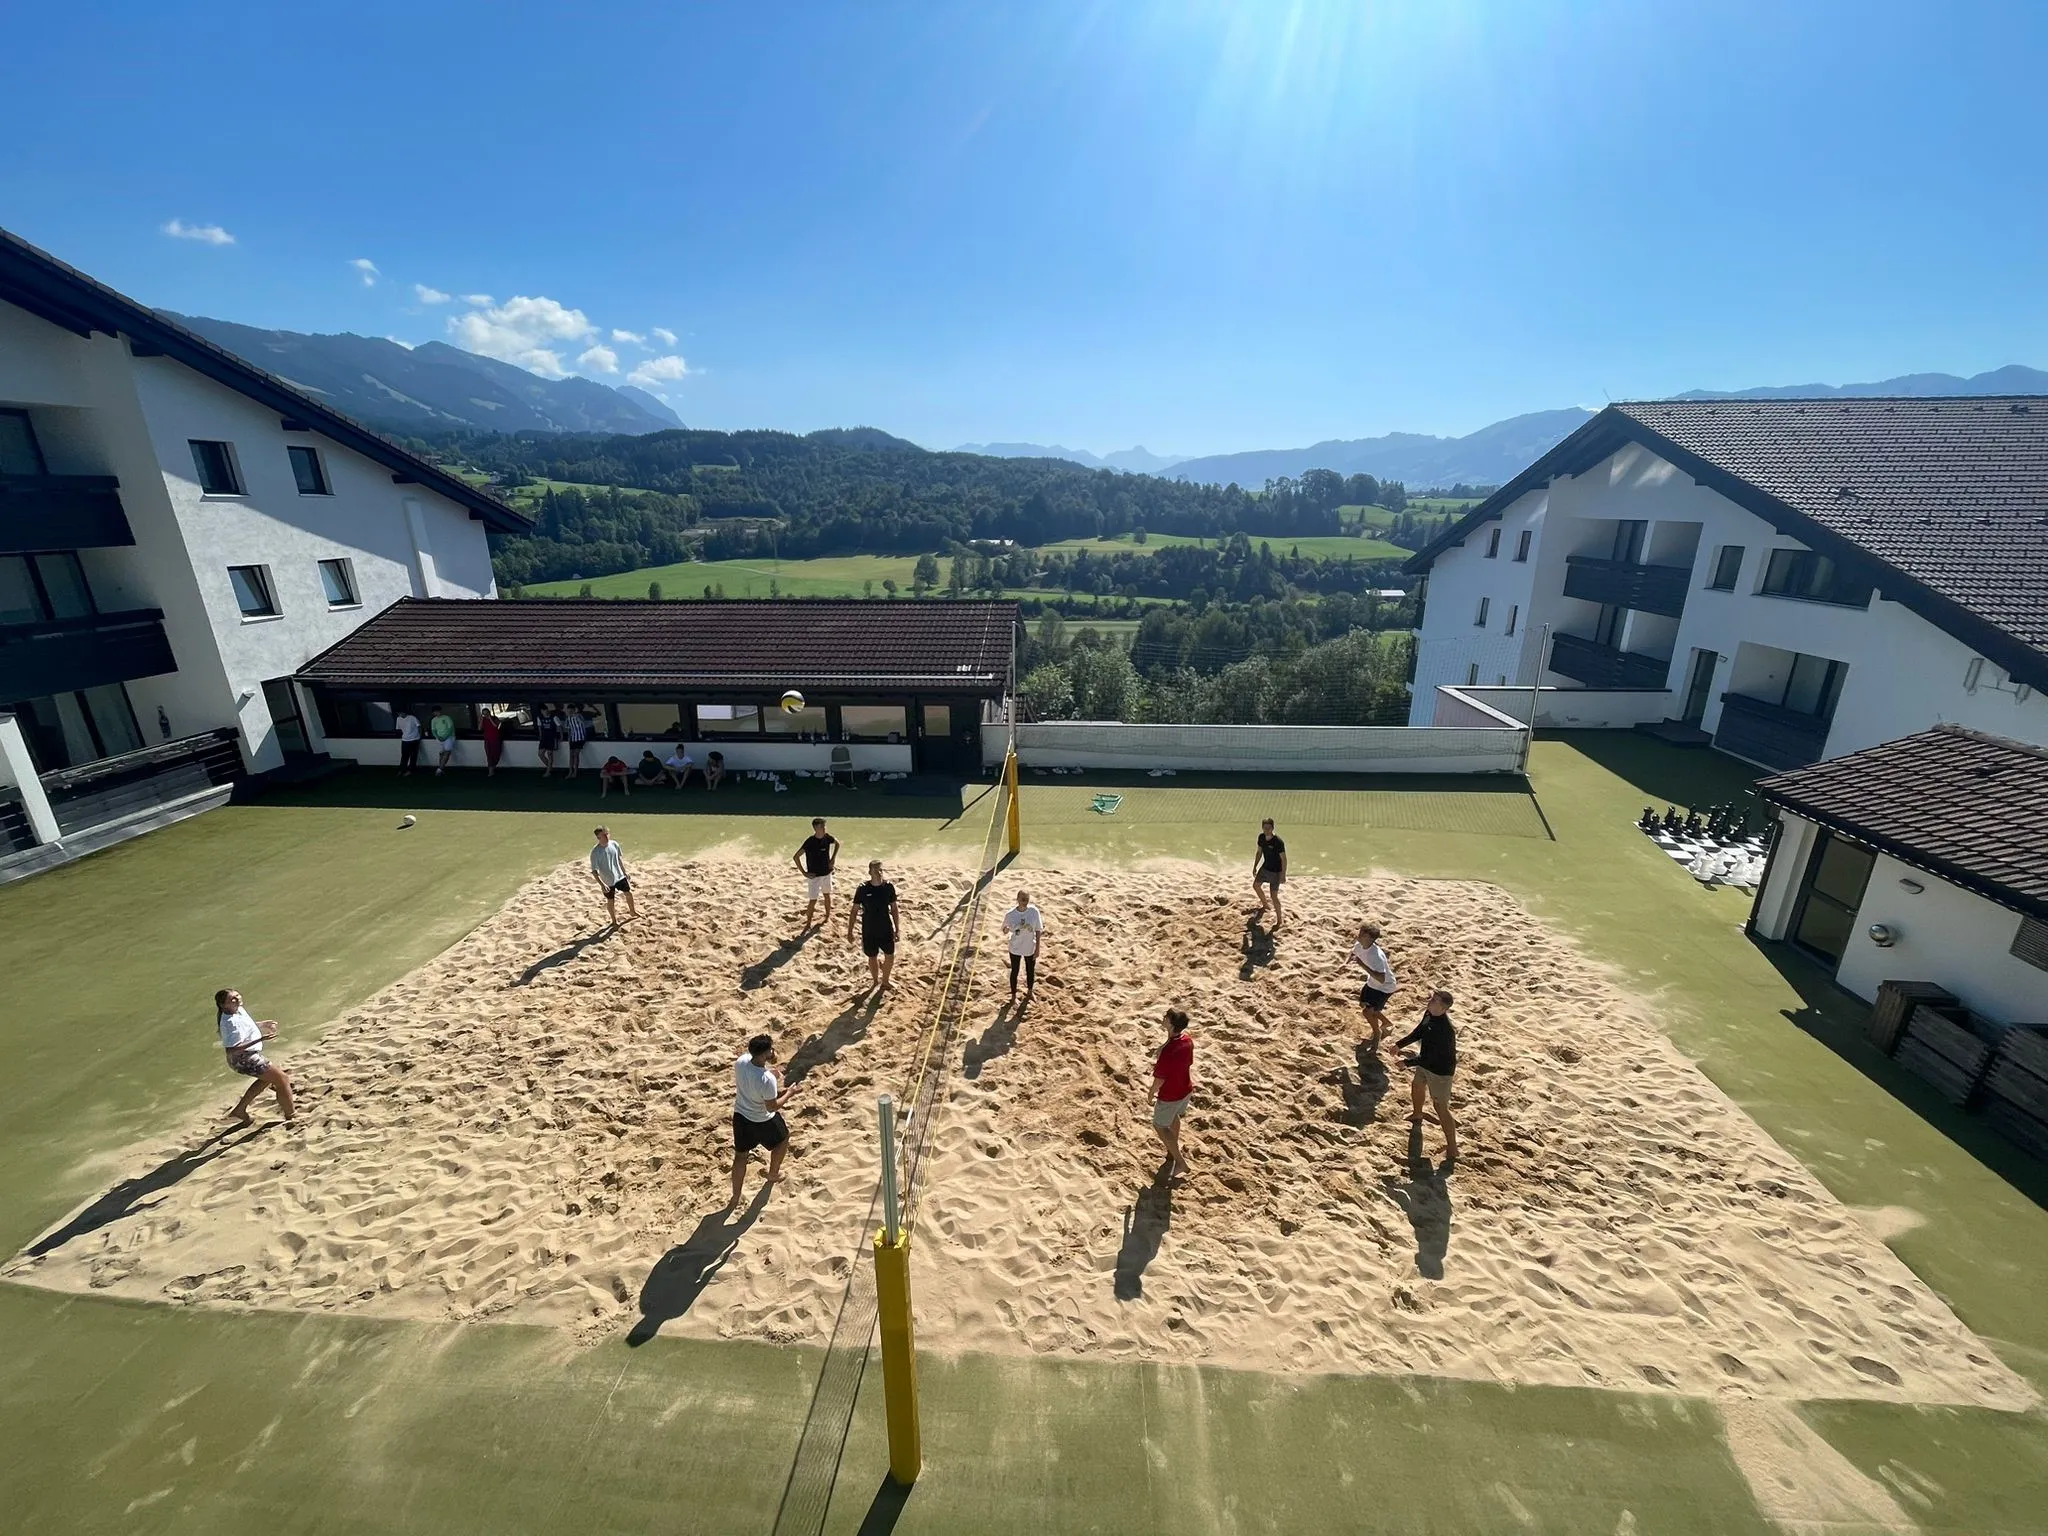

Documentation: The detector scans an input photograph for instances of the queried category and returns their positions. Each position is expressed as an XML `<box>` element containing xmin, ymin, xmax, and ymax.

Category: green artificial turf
<box><xmin>4</xmin><ymin>735</ymin><xmax>2046</xmax><ymax>1533</ymax></box>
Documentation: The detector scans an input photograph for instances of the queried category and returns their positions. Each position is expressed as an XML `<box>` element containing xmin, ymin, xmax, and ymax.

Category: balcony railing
<box><xmin>1713</xmin><ymin>692</ymin><xmax>1831</xmax><ymax>771</ymax></box>
<box><xmin>1562</xmin><ymin>555</ymin><xmax>1691</xmax><ymax>618</ymax></box>
<box><xmin>0</xmin><ymin>474</ymin><xmax>132</xmax><ymax>555</ymax></box>
<box><xmin>40</xmin><ymin>728</ymin><xmax>244</xmax><ymax>838</ymax></box>
<box><xmin>1548</xmin><ymin>632</ymin><xmax>1671</xmax><ymax>689</ymax></box>
<box><xmin>0</xmin><ymin>608</ymin><xmax>177</xmax><ymax>699</ymax></box>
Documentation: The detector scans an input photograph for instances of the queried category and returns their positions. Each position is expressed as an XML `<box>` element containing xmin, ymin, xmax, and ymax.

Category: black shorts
<box><xmin>605</xmin><ymin>877</ymin><xmax>632</xmax><ymax>894</ymax></box>
<box><xmin>1360</xmin><ymin>985</ymin><xmax>1392</xmax><ymax>1011</ymax></box>
<box><xmin>733</xmin><ymin>1112</ymin><xmax>788</xmax><ymax>1153</ymax></box>
<box><xmin>862</xmin><ymin>930</ymin><xmax>896</xmax><ymax>957</ymax></box>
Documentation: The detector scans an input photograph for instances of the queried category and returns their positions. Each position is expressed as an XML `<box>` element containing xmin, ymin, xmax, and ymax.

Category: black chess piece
<box><xmin>1661</xmin><ymin>805</ymin><xmax>1681</xmax><ymax>831</ymax></box>
<box><xmin>1638</xmin><ymin>806</ymin><xmax>1659</xmax><ymax>832</ymax></box>
<box><xmin>1682</xmin><ymin>810</ymin><xmax>1704</xmax><ymax>837</ymax></box>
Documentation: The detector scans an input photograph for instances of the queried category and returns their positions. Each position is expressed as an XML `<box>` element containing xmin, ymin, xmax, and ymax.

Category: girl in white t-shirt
<box><xmin>1345</xmin><ymin>922</ymin><xmax>1399</xmax><ymax>1052</ymax></box>
<box><xmin>214</xmin><ymin>987</ymin><xmax>296</xmax><ymax>1126</ymax></box>
<box><xmin>1003</xmin><ymin>891</ymin><xmax>1045</xmax><ymax>999</ymax></box>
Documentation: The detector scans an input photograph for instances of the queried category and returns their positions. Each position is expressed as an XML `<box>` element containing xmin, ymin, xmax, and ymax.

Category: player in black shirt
<box><xmin>1252</xmin><ymin>817</ymin><xmax>1288</xmax><ymax>929</ymax></box>
<box><xmin>792</xmin><ymin>817</ymin><xmax>840</xmax><ymax>930</ymax></box>
<box><xmin>847</xmin><ymin>859</ymin><xmax>901</xmax><ymax>993</ymax></box>
<box><xmin>1396</xmin><ymin>989</ymin><xmax>1459</xmax><ymax>1162</ymax></box>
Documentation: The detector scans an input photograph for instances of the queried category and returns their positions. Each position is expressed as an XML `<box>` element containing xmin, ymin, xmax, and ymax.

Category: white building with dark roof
<box><xmin>1</xmin><ymin>227</ymin><xmax>528</xmax><ymax>873</ymax></box>
<box><xmin>1402</xmin><ymin>398</ymin><xmax>2048</xmax><ymax>768</ymax></box>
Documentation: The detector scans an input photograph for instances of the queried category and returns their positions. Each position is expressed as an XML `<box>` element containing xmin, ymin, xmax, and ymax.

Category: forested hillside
<box><xmin>420</xmin><ymin>427</ymin><xmax>1416</xmax><ymax>586</ymax></box>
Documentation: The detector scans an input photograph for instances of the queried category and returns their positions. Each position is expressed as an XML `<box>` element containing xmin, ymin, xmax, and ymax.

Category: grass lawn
<box><xmin>503</xmin><ymin>477</ymin><xmax>658</xmax><ymax>510</ymax></box>
<box><xmin>3</xmin><ymin>740</ymin><xmax>2047</xmax><ymax>1531</ymax></box>
<box><xmin>1040</xmin><ymin>532</ymin><xmax>1407</xmax><ymax>561</ymax></box>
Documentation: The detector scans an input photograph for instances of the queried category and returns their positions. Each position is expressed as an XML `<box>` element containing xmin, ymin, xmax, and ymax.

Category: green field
<box><xmin>6</xmin><ymin>739</ymin><xmax>2048</xmax><ymax>1530</ymax></box>
<box><xmin>1039</xmin><ymin>531</ymin><xmax>1406</xmax><ymax>561</ymax></box>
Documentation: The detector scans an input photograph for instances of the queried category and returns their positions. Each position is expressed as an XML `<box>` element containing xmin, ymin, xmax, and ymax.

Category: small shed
<box><xmin>1748</xmin><ymin>723</ymin><xmax>2048</xmax><ymax>1025</ymax></box>
<box><xmin>296</xmin><ymin>597</ymin><xmax>1018</xmax><ymax>776</ymax></box>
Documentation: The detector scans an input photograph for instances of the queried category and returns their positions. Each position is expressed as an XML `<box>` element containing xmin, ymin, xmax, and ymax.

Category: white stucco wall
<box><xmin>1837</xmin><ymin>851</ymin><xmax>2047</xmax><ymax>1024</ymax></box>
<box><xmin>1405</xmin><ymin>490</ymin><xmax>1547</xmax><ymax>724</ymax></box>
<box><xmin>1414</xmin><ymin>438</ymin><xmax>2048</xmax><ymax>755</ymax></box>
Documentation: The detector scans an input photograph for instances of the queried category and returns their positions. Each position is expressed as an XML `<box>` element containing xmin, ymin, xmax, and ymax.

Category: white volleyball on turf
<box><xmin>399</xmin><ymin>814</ymin><xmax>417</xmax><ymax>829</ymax></box>
<box><xmin>780</xmin><ymin>690</ymin><xmax>806</xmax><ymax>714</ymax></box>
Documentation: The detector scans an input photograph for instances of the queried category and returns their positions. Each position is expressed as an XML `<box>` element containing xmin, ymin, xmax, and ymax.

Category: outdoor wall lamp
<box><xmin>1867</xmin><ymin>922</ymin><xmax>1899</xmax><ymax>947</ymax></box>
<box><xmin>1897</xmin><ymin>878</ymin><xmax>1925</xmax><ymax>894</ymax></box>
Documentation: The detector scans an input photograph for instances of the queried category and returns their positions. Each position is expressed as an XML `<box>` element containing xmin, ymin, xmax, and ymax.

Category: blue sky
<box><xmin>3</xmin><ymin>1</ymin><xmax>2043</xmax><ymax>455</ymax></box>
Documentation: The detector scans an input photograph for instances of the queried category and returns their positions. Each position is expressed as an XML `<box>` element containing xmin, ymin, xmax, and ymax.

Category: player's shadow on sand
<box><xmin>628</xmin><ymin>1191</ymin><xmax>769</xmax><ymax>1346</ymax></box>
<box><xmin>741</xmin><ymin>930</ymin><xmax>817</xmax><ymax>991</ymax></box>
<box><xmin>784</xmin><ymin>997</ymin><xmax>881</xmax><ymax>1086</ymax></box>
<box><xmin>511</xmin><ymin>927</ymin><xmax>616</xmax><ymax>987</ymax></box>
<box><xmin>1380</xmin><ymin>1124</ymin><xmax>1454</xmax><ymax>1279</ymax></box>
<box><xmin>1333</xmin><ymin>1044</ymin><xmax>1392</xmax><ymax>1126</ymax></box>
<box><xmin>962</xmin><ymin>999</ymin><xmax>1023</xmax><ymax>1079</ymax></box>
<box><xmin>1239</xmin><ymin>917</ymin><xmax>1277</xmax><ymax>980</ymax></box>
<box><xmin>1113</xmin><ymin>1182</ymin><xmax>1173</xmax><ymax>1300</ymax></box>
<box><xmin>25</xmin><ymin>1125</ymin><xmax>266</xmax><ymax>1257</ymax></box>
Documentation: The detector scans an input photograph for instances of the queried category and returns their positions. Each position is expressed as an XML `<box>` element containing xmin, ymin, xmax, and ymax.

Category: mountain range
<box><xmin>167</xmin><ymin>313</ymin><xmax>684</xmax><ymax>436</ymax></box>
<box><xmin>953</xmin><ymin>442</ymin><xmax>1187</xmax><ymax>474</ymax></box>
<box><xmin>985</xmin><ymin>365</ymin><xmax>2048</xmax><ymax>488</ymax></box>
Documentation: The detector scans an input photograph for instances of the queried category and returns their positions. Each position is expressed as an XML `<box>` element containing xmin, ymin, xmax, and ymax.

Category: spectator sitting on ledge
<box><xmin>598</xmin><ymin>754</ymin><xmax>632</xmax><ymax>796</ymax></box>
<box><xmin>634</xmin><ymin>750</ymin><xmax>666</xmax><ymax>786</ymax></box>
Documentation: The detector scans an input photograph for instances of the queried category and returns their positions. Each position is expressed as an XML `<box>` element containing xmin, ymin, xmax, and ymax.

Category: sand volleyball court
<box><xmin>6</xmin><ymin>856</ymin><xmax>2031</xmax><ymax>1409</ymax></box>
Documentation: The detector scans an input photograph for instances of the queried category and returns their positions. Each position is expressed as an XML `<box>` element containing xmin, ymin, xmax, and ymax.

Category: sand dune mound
<box><xmin>6</xmin><ymin>857</ymin><xmax>2030</xmax><ymax>1408</ymax></box>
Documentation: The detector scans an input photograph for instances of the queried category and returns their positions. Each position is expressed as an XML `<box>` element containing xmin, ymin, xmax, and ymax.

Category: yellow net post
<box><xmin>872</xmin><ymin>1226</ymin><xmax>922</xmax><ymax>1485</ymax></box>
<box><xmin>1004</xmin><ymin>748</ymin><xmax>1021</xmax><ymax>856</ymax></box>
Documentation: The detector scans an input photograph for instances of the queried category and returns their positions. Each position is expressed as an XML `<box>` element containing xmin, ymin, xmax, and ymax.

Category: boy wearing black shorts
<box><xmin>1252</xmin><ymin>818</ymin><xmax>1287</xmax><ymax>928</ymax></box>
<box><xmin>848</xmin><ymin>860</ymin><xmax>900</xmax><ymax>993</ymax></box>
<box><xmin>730</xmin><ymin>1033</ymin><xmax>793</xmax><ymax>1207</ymax></box>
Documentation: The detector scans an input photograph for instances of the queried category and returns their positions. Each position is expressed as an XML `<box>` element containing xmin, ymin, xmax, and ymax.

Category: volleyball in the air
<box><xmin>780</xmin><ymin>690</ymin><xmax>806</xmax><ymax>714</ymax></box>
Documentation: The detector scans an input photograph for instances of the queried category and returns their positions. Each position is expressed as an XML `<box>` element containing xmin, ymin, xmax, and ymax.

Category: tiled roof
<box><xmin>1757</xmin><ymin>724</ymin><xmax>2048</xmax><ymax>921</ymax></box>
<box><xmin>297</xmin><ymin>597</ymin><xmax>1018</xmax><ymax>694</ymax></box>
<box><xmin>1614</xmin><ymin>398</ymin><xmax>2048</xmax><ymax>655</ymax></box>
<box><xmin>0</xmin><ymin>226</ymin><xmax>528</xmax><ymax>532</ymax></box>
<box><xmin>1405</xmin><ymin>396</ymin><xmax>2048</xmax><ymax>689</ymax></box>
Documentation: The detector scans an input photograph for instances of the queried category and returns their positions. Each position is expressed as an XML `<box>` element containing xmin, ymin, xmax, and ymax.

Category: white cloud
<box><xmin>413</xmin><ymin>284</ymin><xmax>452</xmax><ymax>305</ymax></box>
<box><xmin>351</xmin><ymin>258</ymin><xmax>380</xmax><ymax>287</ymax></box>
<box><xmin>163</xmin><ymin>219</ymin><xmax>234</xmax><ymax>246</ymax></box>
<box><xmin>611</xmin><ymin>328</ymin><xmax>644</xmax><ymax>345</ymax></box>
<box><xmin>446</xmin><ymin>294</ymin><xmax>596</xmax><ymax>380</ymax></box>
<box><xmin>651</xmin><ymin>326</ymin><xmax>678</xmax><ymax>346</ymax></box>
<box><xmin>578</xmin><ymin>344</ymin><xmax>620</xmax><ymax>374</ymax></box>
<box><xmin>384</xmin><ymin>336</ymin><xmax>417</xmax><ymax>349</ymax></box>
<box><xmin>626</xmin><ymin>354</ymin><xmax>689</xmax><ymax>390</ymax></box>
<box><xmin>461</xmin><ymin>293</ymin><xmax>493</xmax><ymax>306</ymax></box>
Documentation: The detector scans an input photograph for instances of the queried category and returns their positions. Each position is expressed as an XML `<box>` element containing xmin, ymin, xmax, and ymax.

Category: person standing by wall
<box><xmin>536</xmin><ymin>705</ymin><xmax>561</xmax><ymax>778</ymax></box>
<box><xmin>429</xmin><ymin>706</ymin><xmax>457</xmax><ymax>775</ymax></box>
<box><xmin>1147</xmin><ymin>1007</ymin><xmax>1194</xmax><ymax>1181</ymax></box>
<box><xmin>1004</xmin><ymin>889</ymin><xmax>1044</xmax><ymax>1000</ymax></box>
<box><xmin>480</xmin><ymin>707</ymin><xmax>504</xmax><ymax>778</ymax></box>
<box><xmin>395</xmin><ymin>706</ymin><xmax>423</xmax><ymax>776</ymax></box>
<box><xmin>565</xmin><ymin>705</ymin><xmax>592</xmax><ymax>779</ymax></box>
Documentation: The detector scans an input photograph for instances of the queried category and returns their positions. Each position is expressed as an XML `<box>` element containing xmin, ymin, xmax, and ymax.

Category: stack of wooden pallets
<box><xmin>1894</xmin><ymin>1003</ymin><xmax>2001</xmax><ymax>1106</ymax></box>
<box><xmin>1981</xmin><ymin>1025</ymin><xmax>2048</xmax><ymax>1162</ymax></box>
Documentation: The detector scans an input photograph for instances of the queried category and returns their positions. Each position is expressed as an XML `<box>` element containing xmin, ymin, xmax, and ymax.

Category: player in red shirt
<box><xmin>1148</xmin><ymin>1007</ymin><xmax>1194</xmax><ymax>1181</ymax></box>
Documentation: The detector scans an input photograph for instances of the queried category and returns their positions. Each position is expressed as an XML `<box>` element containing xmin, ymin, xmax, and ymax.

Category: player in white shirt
<box><xmin>213</xmin><ymin>986</ymin><xmax>296</xmax><ymax>1125</ymax></box>
<box><xmin>1003</xmin><ymin>891</ymin><xmax>1045</xmax><ymax>999</ymax></box>
<box><xmin>730</xmin><ymin>1032</ymin><xmax>795</xmax><ymax>1208</ymax></box>
<box><xmin>1345</xmin><ymin>921</ymin><xmax>1399</xmax><ymax>1052</ymax></box>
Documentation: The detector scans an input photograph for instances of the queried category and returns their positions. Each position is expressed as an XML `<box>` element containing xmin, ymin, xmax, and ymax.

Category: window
<box><xmin>841</xmin><ymin>704</ymin><xmax>907</xmax><ymax>740</ymax></box>
<box><xmin>189</xmin><ymin>440</ymin><xmax>244</xmax><ymax>495</ymax></box>
<box><xmin>921</xmin><ymin>703</ymin><xmax>953</xmax><ymax>737</ymax></box>
<box><xmin>1465</xmin><ymin>663</ymin><xmax>1480</xmax><ymax>686</ymax></box>
<box><xmin>1759</xmin><ymin>547</ymin><xmax>1871</xmax><ymax>607</ymax></box>
<box><xmin>1474</xmin><ymin>596</ymin><xmax>1489</xmax><ymax>627</ymax></box>
<box><xmin>1485</xmin><ymin>527</ymin><xmax>1501</xmax><ymax>558</ymax></box>
<box><xmin>227</xmin><ymin>564</ymin><xmax>278</xmax><ymax>618</ymax></box>
<box><xmin>696</xmin><ymin>703</ymin><xmax>763</xmax><ymax>736</ymax></box>
<box><xmin>1514</xmin><ymin>529</ymin><xmax>1532</xmax><ymax>562</ymax></box>
<box><xmin>289</xmin><ymin>445</ymin><xmax>331</xmax><ymax>495</ymax></box>
<box><xmin>1611</xmin><ymin>520</ymin><xmax>1647</xmax><ymax>564</ymax></box>
<box><xmin>0</xmin><ymin>552</ymin><xmax>95</xmax><ymax>623</ymax></box>
<box><xmin>1775</xmin><ymin>653</ymin><xmax>1848</xmax><ymax>720</ymax></box>
<box><xmin>0</xmin><ymin>408</ymin><xmax>47</xmax><ymax>474</ymax></box>
<box><xmin>617</xmin><ymin>702</ymin><xmax>686</xmax><ymax>738</ymax></box>
<box><xmin>764</xmin><ymin>704</ymin><xmax>829</xmax><ymax>737</ymax></box>
<box><xmin>318</xmin><ymin>558</ymin><xmax>359</xmax><ymax>608</ymax></box>
<box><xmin>1709</xmin><ymin>545</ymin><xmax>1744</xmax><ymax>591</ymax></box>
<box><xmin>1504</xmin><ymin>603</ymin><xmax>1519</xmax><ymax>636</ymax></box>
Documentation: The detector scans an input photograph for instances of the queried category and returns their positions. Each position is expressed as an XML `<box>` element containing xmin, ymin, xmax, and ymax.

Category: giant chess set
<box><xmin>1636</xmin><ymin>802</ymin><xmax>1772</xmax><ymax>890</ymax></box>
